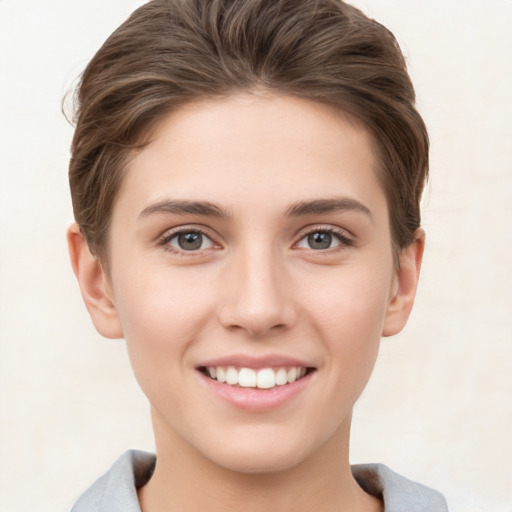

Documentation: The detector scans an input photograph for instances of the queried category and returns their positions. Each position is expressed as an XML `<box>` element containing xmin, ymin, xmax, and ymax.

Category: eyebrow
<box><xmin>138</xmin><ymin>197</ymin><xmax>372</xmax><ymax>221</ymax></box>
<box><xmin>285</xmin><ymin>197</ymin><xmax>373</xmax><ymax>219</ymax></box>
<box><xmin>138</xmin><ymin>200</ymin><xmax>230</xmax><ymax>219</ymax></box>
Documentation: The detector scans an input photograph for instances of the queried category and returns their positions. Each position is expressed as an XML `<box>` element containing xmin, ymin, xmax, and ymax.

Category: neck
<box><xmin>138</xmin><ymin>409</ymin><xmax>382</xmax><ymax>512</ymax></box>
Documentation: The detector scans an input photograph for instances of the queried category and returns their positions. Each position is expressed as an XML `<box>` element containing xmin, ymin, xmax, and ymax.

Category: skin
<box><xmin>68</xmin><ymin>93</ymin><xmax>424</xmax><ymax>512</ymax></box>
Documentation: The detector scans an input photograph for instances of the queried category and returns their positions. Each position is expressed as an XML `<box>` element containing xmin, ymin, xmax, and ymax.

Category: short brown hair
<box><xmin>68</xmin><ymin>0</ymin><xmax>428</xmax><ymax>261</ymax></box>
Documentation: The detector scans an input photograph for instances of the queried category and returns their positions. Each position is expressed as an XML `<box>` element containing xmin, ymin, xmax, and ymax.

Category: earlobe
<box><xmin>382</xmin><ymin>229</ymin><xmax>425</xmax><ymax>337</ymax></box>
<box><xmin>67</xmin><ymin>223</ymin><xmax>124</xmax><ymax>339</ymax></box>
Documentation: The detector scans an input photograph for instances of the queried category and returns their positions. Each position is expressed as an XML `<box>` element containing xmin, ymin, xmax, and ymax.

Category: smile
<box><xmin>200</xmin><ymin>366</ymin><xmax>311</xmax><ymax>389</ymax></box>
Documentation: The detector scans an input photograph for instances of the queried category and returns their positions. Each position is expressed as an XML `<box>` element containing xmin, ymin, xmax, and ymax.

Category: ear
<box><xmin>382</xmin><ymin>229</ymin><xmax>425</xmax><ymax>337</ymax></box>
<box><xmin>67</xmin><ymin>223</ymin><xmax>124</xmax><ymax>339</ymax></box>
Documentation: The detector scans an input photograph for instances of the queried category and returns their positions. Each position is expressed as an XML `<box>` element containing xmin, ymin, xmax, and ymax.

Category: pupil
<box><xmin>178</xmin><ymin>232</ymin><xmax>202</xmax><ymax>250</ymax></box>
<box><xmin>308</xmin><ymin>232</ymin><xmax>331</xmax><ymax>250</ymax></box>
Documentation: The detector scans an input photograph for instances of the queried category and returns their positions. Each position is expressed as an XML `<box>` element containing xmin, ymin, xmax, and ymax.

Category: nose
<box><xmin>218</xmin><ymin>246</ymin><xmax>297</xmax><ymax>338</ymax></box>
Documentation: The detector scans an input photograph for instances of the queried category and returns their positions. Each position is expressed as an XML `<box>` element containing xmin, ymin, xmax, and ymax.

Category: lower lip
<box><xmin>198</xmin><ymin>371</ymin><xmax>313</xmax><ymax>412</ymax></box>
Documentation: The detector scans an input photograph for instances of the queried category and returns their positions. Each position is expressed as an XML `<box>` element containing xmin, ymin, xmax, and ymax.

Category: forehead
<box><xmin>115</xmin><ymin>93</ymin><xmax>386</xmax><ymax>220</ymax></box>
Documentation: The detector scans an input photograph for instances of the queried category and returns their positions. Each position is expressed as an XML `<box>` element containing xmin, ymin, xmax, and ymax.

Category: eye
<box><xmin>164</xmin><ymin>229</ymin><xmax>216</xmax><ymax>252</ymax></box>
<box><xmin>296</xmin><ymin>228</ymin><xmax>353</xmax><ymax>251</ymax></box>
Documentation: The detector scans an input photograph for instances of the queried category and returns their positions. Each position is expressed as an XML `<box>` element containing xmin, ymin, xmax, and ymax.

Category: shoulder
<box><xmin>351</xmin><ymin>463</ymin><xmax>449</xmax><ymax>512</ymax></box>
<box><xmin>70</xmin><ymin>450</ymin><xmax>156</xmax><ymax>512</ymax></box>
<box><xmin>71</xmin><ymin>453</ymin><xmax>448</xmax><ymax>512</ymax></box>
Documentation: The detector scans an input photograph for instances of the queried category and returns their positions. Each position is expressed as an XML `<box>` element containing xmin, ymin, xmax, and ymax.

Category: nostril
<box><xmin>217</xmin><ymin>274</ymin><xmax>297</xmax><ymax>337</ymax></box>
<box><xmin>246</xmin><ymin>322</ymin><xmax>287</xmax><ymax>337</ymax></box>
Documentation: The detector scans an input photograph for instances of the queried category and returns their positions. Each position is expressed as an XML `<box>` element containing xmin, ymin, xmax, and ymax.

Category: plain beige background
<box><xmin>0</xmin><ymin>1</ymin><xmax>511</xmax><ymax>511</ymax></box>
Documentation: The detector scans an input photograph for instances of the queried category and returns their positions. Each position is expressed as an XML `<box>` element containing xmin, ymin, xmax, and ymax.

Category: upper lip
<box><xmin>198</xmin><ymin>354</ymin><xmax>315</xmax><ymax>369</ymax></box>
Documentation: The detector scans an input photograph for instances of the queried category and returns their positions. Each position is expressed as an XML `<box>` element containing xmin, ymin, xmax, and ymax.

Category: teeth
<box><xmin>257</xmin><ymin>368</ymin><xmax>275</xmax><ymax>389</ymax></box>
<box><xmin>287</xmin><ymin>367</ymin><xmax>297</xmax><ymax>383</ymax></box>
<box><xmin>225</xmin><ymin>366</ymin><xmax>239</xmax><ymax>385</ymax></box>
<box><xmin>239</xmin><ymin>368</ymin><xmax>257</xmax><ymax>387</ymax></box>
<box><xmin>205</xmin><ymin>366</ymin><xmax>308</xmax><ymax>389</ymax></box>
<box><xmin>216</xmin><ymin>367</ymin><xmax>226</xmax><ymax>383</ymax></box>
<box><xmin>275</xmin><ymin>368</ymin><xmax>288</xmax><ymax>385</ymax></box>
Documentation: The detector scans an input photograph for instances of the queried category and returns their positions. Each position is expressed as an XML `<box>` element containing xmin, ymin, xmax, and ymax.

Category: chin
<box><xmin>213</xmin><ymin>446</ymin><xmax>306</xmax><ymax>475</ymax></box>
<box><xmin>196</xmin><ymin>427</ymin><xmax>319</xmax><ymax>475</ymax></box>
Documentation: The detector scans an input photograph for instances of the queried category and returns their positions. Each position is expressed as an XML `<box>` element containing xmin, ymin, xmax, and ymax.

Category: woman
<box><xmin>67</xmin><ymin>1</ymin><xmax>448</xmax><ymax>510</ymax></box>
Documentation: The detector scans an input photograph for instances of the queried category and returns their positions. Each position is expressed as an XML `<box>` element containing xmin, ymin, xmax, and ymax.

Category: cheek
<box><xmin>308</xmin><ymin>265</ymin><xmax>392</xmax><ymax>337</ymax></box>
<box><xmin>112</xmin><ymin>266</ymin><xmax>216</xmax><ymax>362</ymax></box>
<box><xmin>111</xmin><ymin>269</ymin><xmax>218</xmax><ymax>419</ymax></box>
<box><xmin>303</xmin><ymin>263</ymin><xmax>393</xmax><ymax>380</ymax></box>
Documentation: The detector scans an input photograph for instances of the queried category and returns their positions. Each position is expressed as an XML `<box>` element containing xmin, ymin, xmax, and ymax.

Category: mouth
<box><xmin>198</xmin><ymin>365</ymin><xmax>315</xmax><ymax>390</ymax></box>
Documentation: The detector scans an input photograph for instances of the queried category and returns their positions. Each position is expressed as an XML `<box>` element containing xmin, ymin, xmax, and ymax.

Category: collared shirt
<box><xmin>71</xmin><ymin>450</ymin><xmax>449</xmax><ymax>512</ymax></box>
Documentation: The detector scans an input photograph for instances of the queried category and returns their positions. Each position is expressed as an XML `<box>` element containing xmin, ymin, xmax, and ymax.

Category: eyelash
<box><xmin>157</xmin><ymin>225</ymin><xmax>355</xmax><ymax>256</ymax></box>
<box><xmin>157</xmin><ymin>226</ymin><xmax>217</xmax><ymax>256</ymax></box>
<box><xmin>294</xmin><ymin>225</ymin><xmax>355</xmax><ymax>253</ymax></box>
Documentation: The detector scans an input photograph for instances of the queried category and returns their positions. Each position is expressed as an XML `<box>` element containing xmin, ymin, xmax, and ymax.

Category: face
<box><xmin>80</xmin><ymin>93</ymin><xmax>418</xmax><ymax>474</ymax></box>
